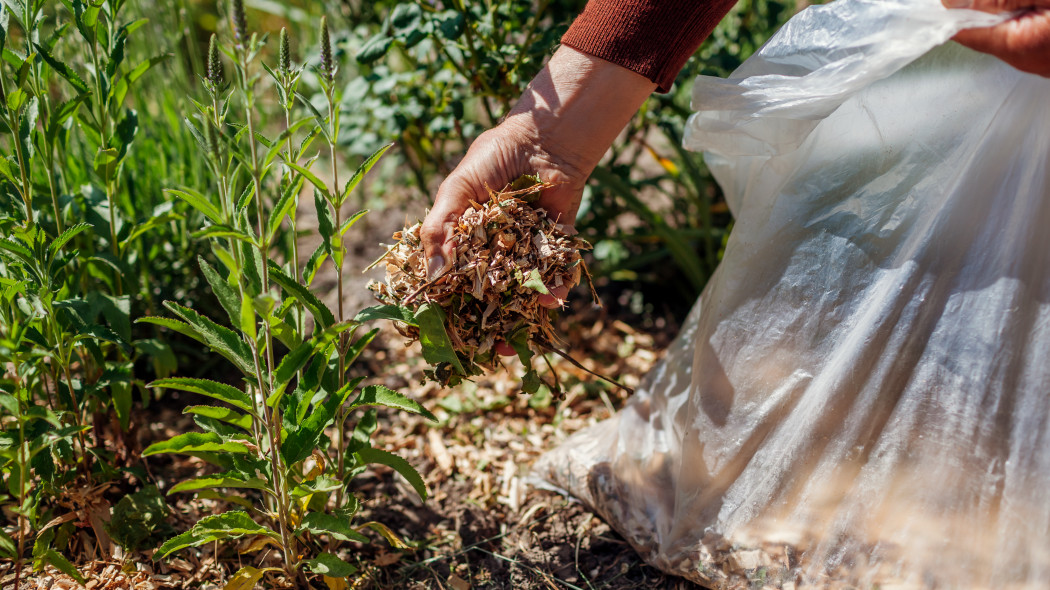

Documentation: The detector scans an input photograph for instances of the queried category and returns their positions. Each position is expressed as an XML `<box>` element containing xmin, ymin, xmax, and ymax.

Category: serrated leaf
<box><xmin>355</xmin><ymin>446</ymin><xmax>428</xmax><ymax>501</ymax></box>
<box><xmin>149</xmin><ymin>378</ymin><xmax>253</xmax><ymax>413</ymax></box>
<box><xmin>142</xmin><ymin>432</ymin><xmax>251</xmax><ymax>456</ymax></box>
<box><xmin>296</xmin><ymin>512</ymin><xmax>369</xmax><ymax>543</ymax></box>
<box><xmin>199</xmin><ymin>257</ymin><xmax>240</xmax><ymax>329</ymax></box>
<box><xmin>281</xmin><ymin>376</ymin><xmax>362</xmax><ymax>466</ymax></box>
<box><xmin>193</xmin><ymin>511</ymin><xmax>280</xmax><ymax>541</ymax></box>
<box><xmin>165</xmin><ymin>302</ymin><xmax>256</xmax><ymax>376</ymax></box>
<box><xmin>285</xmin><ymin>160</ymin><xmax>329</xmax><ymax>200</ymax></box>
<box><xmin>184</xmin><ymin>405</ymin><xmax>252</xmax><ymax>430</ymax></box>
<box><xmin>165</xmin><ymin>187</ymin><xmax>223</xmax><ymax>225</ymax></box>
<box><xmin>414</xmin><ymin>303</ymin><xmax>464</xmax><ymax>374</ymax></box>
<box><xmin>304</xmin><ymin>552</ymin><xmax>357</xmax><ymax>577</ymax></box>
<box><xmin>33</xmin><ymin>42</ymin><xmax>89</xmax><ymax>93</ymax></box>
<box><xmin>340</xmin><ymin>143</ymin><xmax>393</xmax><ymax>205</ymax></box>
<box><xmin>155</xmin><ymin>529</ymin><xmax>221</xmax><ymax>560</ymax></box>
<box><xmin>268</xmin><ymin>261</ymin><xmax>335</xmax><ymax>330</ymax></box>
<box><xmin>48</xmin><ymin>223</ymin><xmax>89</xmax><ymax>255</ymax></box>
<box><xmin>348</xmin><ymin>385</ymin><xmax>436</xmax><ymax>422</ymax></box>
<box><xmin>169</xmin><ymin>474</ymin><xmax>268</xmax><ymax>495</ymax></box>
<box><xmin>338</xmin><ymin>209</ymin><xmax>367</xmax><ymax>236</ymax></box>
<box><xmin>135</xmin><ymin>316</ymin><xmax>200</xmax><ymax>341</ymax></box>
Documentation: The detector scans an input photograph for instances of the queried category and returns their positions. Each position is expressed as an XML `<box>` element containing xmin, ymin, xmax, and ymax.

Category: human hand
<box><xmin>420</xmin><ymin>116</ymin><xmax>585</xmax><ymax>309</ymax></box>
<box><xmin>947</xmin><ymin>0</ymin><xmax>1050</xmax><ymax>76</ymax></box>
<box><xmin>419</xmin><ymin>47</ymin><xmax>657</xmax><ymax>312</ymax></box>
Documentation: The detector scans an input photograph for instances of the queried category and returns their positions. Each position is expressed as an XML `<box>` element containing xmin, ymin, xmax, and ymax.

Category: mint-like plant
<box><xmin>144</xmin><ymin>4</ymin><xmax>434</xmax><ymax>586</ymax></box>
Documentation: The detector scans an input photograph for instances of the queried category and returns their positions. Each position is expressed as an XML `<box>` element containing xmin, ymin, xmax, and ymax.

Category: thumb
<box><xmin>420</xmin><ymin>175</ymin><xmax>479</xmax><ymax>281</ymax></box>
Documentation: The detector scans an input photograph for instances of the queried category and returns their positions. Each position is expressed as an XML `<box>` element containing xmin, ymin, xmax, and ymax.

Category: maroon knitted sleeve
<box><xmin>561</xmin><ymin>0</ymin><xmax>740</xmax><ymax>93</ymax></box>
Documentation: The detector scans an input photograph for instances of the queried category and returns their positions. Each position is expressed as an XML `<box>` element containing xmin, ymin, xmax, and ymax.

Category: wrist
<box><xmin>503</xmin><ymin>46</ymin><xmax>657</xmax><ymax>175</ymax></box>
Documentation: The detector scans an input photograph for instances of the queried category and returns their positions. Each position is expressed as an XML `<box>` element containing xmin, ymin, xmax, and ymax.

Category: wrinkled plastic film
<box><xmin>536</xmin><ymin>0</ymin><xmax>1050</xmax><ymax>587</ymax></box>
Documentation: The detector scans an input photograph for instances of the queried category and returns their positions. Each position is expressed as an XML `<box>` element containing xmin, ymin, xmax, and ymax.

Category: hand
<box><xmin>420</xmin><ymin>46</ymin><xmax>657</xmax><ymax>298</ymax></box>
<box><xmin>420</xmin><ymin>115</ymin><xmax>586</xmax><ymax>308</ymax></box>
<box><xmin>947</xmin><ymin>0</ymin><xmax>1050</xmax><ymax>76</ymax></box>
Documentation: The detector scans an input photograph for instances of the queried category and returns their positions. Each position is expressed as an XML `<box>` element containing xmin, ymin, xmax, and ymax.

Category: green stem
<box><xmin>326</xmin><ymin>92</ymin><xmax>348</xmax><ymax>505</ymax></box>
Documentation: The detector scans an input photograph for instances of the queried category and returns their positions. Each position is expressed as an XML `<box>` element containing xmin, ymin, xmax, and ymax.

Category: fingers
<box><xmin>951</xmin><ymin>8</ymin><xmax>1050</xmax><ymax>76</ymax></box>
<box><xmin>421</xmin><ymin>174</ymin><xmax>481</xmax><ymax>280</ymax></box>
<box><xmin>538</xmin><ymin>285</ymin><xmax>570</xmax><ymax>309</ymax></box>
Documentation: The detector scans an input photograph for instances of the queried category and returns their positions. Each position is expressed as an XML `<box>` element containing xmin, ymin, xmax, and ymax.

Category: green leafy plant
<box><xmin>144</xmin><ymin>4</ymin><xmax>435</xmax><ymax>586</ymax></box>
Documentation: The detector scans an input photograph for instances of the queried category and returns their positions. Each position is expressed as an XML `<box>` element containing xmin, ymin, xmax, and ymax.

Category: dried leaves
<box><xmin>366</xmin><ymin>177</ymin><xmax>591</xmax><ymax>387</ymax></box>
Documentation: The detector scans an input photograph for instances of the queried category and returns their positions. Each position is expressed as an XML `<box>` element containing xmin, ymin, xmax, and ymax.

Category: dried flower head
<box><xmin>206</xmin><ymin>34</ymin><xmax>223</xmax><ymax>88</ymax></box>
<box><xmin>368</xmin><ymin>178</ymin><xmax>592</xmax><ymax>379</ymax></box>
<box><xmin>230</xmin><ymin>0</ymin><xmax>247</xmax><ymax>46</ymax></box>
<box><xmin>279</xmin><ymin>27</ymin><xmax>291</xmax><ymax>74</ymax></box>
<box><xmin>319</xmin><ymin>16</ymin><xmax>334</xmax><ymax>84</ymax></box>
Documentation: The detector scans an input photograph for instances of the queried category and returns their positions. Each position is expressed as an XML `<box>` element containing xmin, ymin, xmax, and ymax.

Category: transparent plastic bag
<box><xmin>535</xmin><ymin>0</ymin><xmax>1050</xmax><ymax>587</ymax></box>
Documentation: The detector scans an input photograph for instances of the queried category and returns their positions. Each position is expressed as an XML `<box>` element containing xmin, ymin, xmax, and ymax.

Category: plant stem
<box><xmin>326</xmin><ymin>89</ymin><xmax>348</xmax><ymax>506</ymax></box>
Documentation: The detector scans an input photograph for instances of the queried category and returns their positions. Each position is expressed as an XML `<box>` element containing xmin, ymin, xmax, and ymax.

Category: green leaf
<box><xmin>508</xmin><ymin>327</ymin><xmax>534</xmax><ymax>367</ymax></box>
<box><xmin>135</xmin><ymin>316</ymin><xmax>200</xmax><ymax>341</ymax></box>
<box><xmin>166</xmin><ymin>187</ymin><xmax>223</xmax><ymax>225</ymax></box>
<box><xmin>149</xmin><ymin>378</ymin><xmax>253</xmax><ymax>413</ymax></box>
<box><xmin>199</xmin><ymin>257</ymin><xmax>241</xmax><ymax>329</ymax></box>
<box><xmin>281</xmin><ymin>377</ymin><xmax>362</xmax><ymax>466</ymax></box>
<box><xmin>303</xmin><ymin>241</ymin><xmax>328</xmax><ymax>286</ymax></box>
<box><xmin>33</xmin><ymin>42</ymin><xmax>89</xmax><ymax>93</ymax></box>
<box><xmin>305</xmin><ymin>552</ymin><xmax>357</xmax><ymax>577</ymax></box>
<box><xmin>355</xmin><ymin>446</ymin><xmax>428</xmax><ymax>501</ymax></box>
<box><xmin>338</xmin><ymin>209</ymin><xmax>367</xmax><ymax>236</ymax></box>
<box><xmin>155</xmin><ymin>530</ymin><xmax>220</xmax><ymax>560</ymax></box>
<box><xmin>354</xmin><ymin>305</ymin><xmax>417</xmax><ymax>326</ymax></box>
<box><xmin>414</xmin><ymin>303</ymin><xmax>464</xmax><ymax>374</ymax></box>
<box><xmin>93</xmin><ymin>147</ymin><xmax>120</xmax><ymax>181</ymax></box>
<box><xmin>267</xmin><ymin>262</ymin><xmax>335</xmax><ymax>330</ymax></box>
<box><xmin>340</xmin><ymin>142</ymin><xmax>394</xmax><ymax>205</ymax></box>
<box><xmin>356</xmin><ymin>33</ymin><xmax>392</xmax><ymax>64</ymax></box>
<box><xmin>0</xmin><ymin>528</ymin><xmax>15</xmax><ymax>558</ymax></box>
<box><xmin>165</xmin><ymin>302</ymin><xmax>256</xmax><ymax>376</ymax></box>
<box><xmin>266</xmin><ymin>176</ymin><xmax>301</xmax><ymax>242</ymax></box>
<box><xmin>184</xmin><ymin>406</ymin><xmax>252</xmax><ymax>430</ymax></box>
<box><xmin>285</xmin><ymin>161</ymin><xmax>329</xmax><ymax>200</ymax></box>
<box><xmin>296</xmin><ymin>512</ymin><xmax>369</xmax><ymax>543</ymax></box>
<box><xmin>520</xmin><ymin>268</ymin><xmax>549</xmax><ymax>294</ymax></box>
<box><xmin>37</xmin><ymin>549</ymin><xmax>86</xmax><ymax>583</ymax></box>
<box><xmin>169</xmin><ymin>474</ymin><xmax>268</xmax><ymax>495</ymax></box>
<box><xmin>48</xmin><ymin>223</ymin><xmax>89</xmax><ymax>255</ymax></box>
<box><xmin>142</xmin><ymin>432</ymin><xmax>251</xmax><ymax>456</ymax></box>
<box><xmin>107</xmin><ymin>486</ymin><xmax>169</xmax><ymax>551</ymax></box>
<box><xmin>314</xmin><ymin>190</ymin><xmax>335</xmax><ymax>249</ymax></box>
<box><xmin>193</xmin><ymin>510</ymin><xmax>280</xmax><ymax>541</ymax></box>
<box><xmin>521</xmin><ymin>370</ymin><xmax>542</xmax><ymax>394</ymax></box>
<box><xmin>437</xmin><ymin>11</ymin><xmax>466</xmax><ymax>40</ymax></box>
<box><xmin>349</xmin><ymin>385</ymin><xmax>436</xmax><ymax>422</ymax></box>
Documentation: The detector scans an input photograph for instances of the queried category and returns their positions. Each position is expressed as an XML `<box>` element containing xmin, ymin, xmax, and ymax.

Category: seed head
<box><xmin>230</xmin><ymin>0</ymin><xmax>247</xmax><ymax>46</ymax></box>
<box><xmin>319</xmin><ymin>16</ymin><xmax>334</xmax><ymax>84</ymax></box>
<box><xmin>206</xmin><ymin>34</ymin><xmax>224</xmax><ymax>88</ymax></box>
<box><xmin>279</xmin><ymin>27</ymin><xmax>292</xmax><ymax>75</ymax></box>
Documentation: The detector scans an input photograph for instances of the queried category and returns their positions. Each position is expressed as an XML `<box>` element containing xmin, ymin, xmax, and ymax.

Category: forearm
<box><xmin>502</xmin><ymin>46</ymin><xmax>658</xmax><ymax>176</ymax></box>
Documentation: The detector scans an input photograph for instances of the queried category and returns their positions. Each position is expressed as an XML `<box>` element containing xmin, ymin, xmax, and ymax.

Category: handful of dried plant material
<box><xmin>360</xmin><ymin>176</ymin><xmax>599</xmax><ymax>391</ymax></box>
